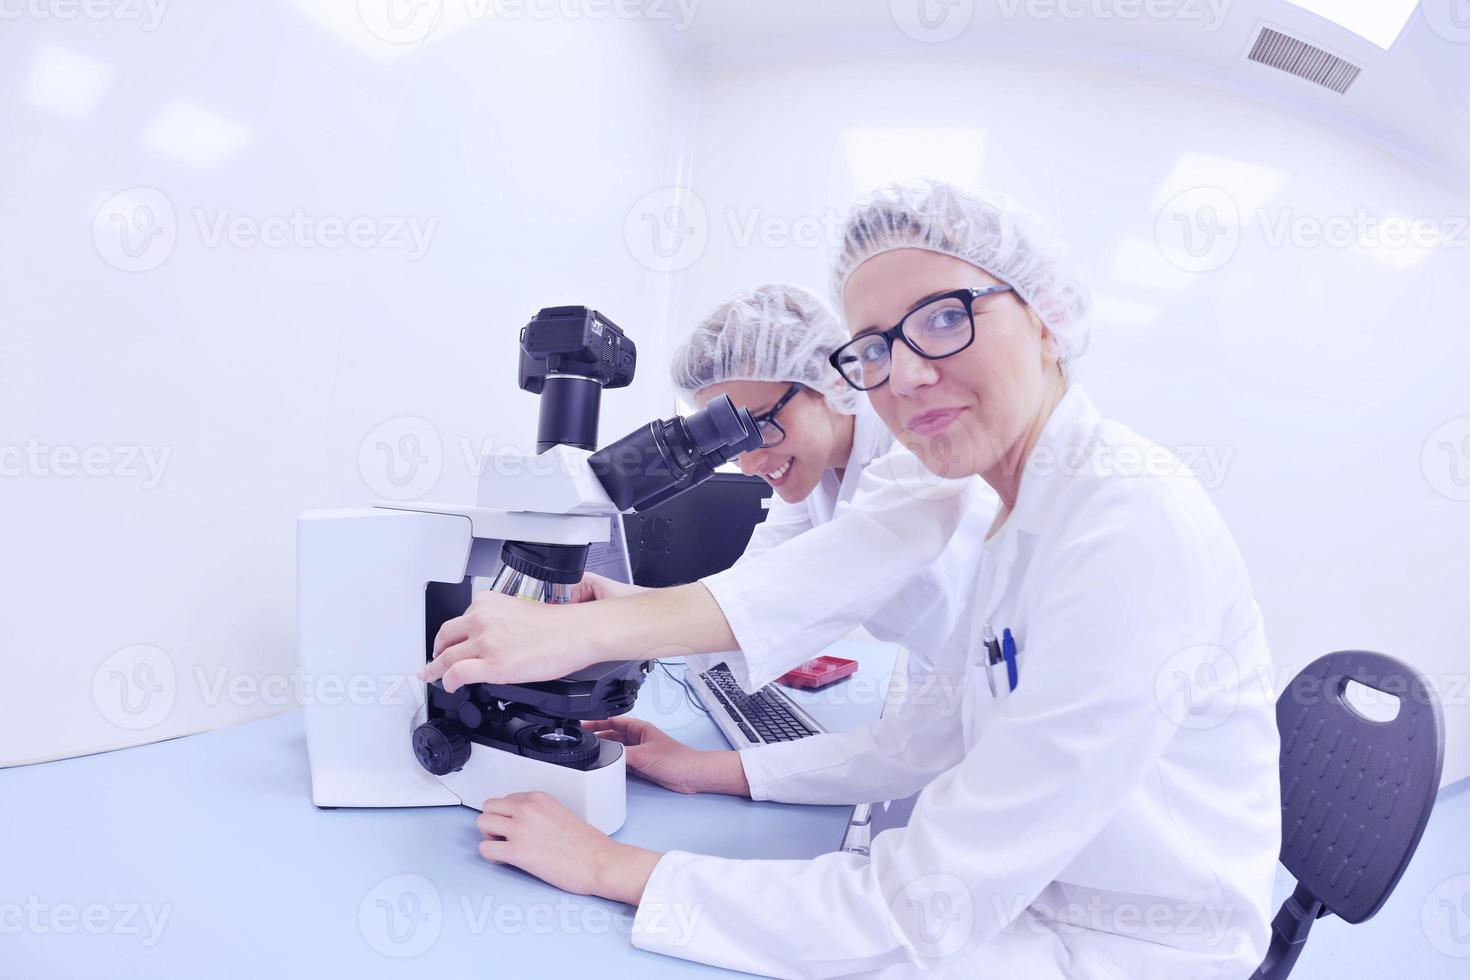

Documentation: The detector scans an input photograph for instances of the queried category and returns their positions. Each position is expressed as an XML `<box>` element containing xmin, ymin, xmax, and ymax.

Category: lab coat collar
<box><xmin>847</xmin><ymin>400</ymin><xmax>889</xmax><ymax>471</ymax></box>
<box><xmin>1005</xmin><ymin>384</ymin><xmax>1102</xmax><ymax>538</ymax></box>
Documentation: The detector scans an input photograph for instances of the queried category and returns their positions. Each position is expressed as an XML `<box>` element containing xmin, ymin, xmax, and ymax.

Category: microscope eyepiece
<box><xmin>683</xmin><ymin>393</ymin><xmax>757</xmax><ymax>456</ymax></box>
<box><xmin>587</xmin><ymin>394</ymin><xmax>762</xmax><ymax>512</ymax></box>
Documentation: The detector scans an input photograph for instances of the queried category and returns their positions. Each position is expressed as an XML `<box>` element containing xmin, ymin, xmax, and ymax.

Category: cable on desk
<box><xmin>655</xmin><ymin>659</ymin><xmax>710</xmax><ymax>717</ymax></box>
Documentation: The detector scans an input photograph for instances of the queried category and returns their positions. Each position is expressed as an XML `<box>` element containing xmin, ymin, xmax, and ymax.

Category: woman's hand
<box><xmin>476</xmin><ymin>792</ymin><xmax>661</xmax><ymax>906</ymax></box>
<box><xmin>421</xmin><ymin>589</ymin><xmax>603</xmax><ymax>690</ymax></box>
<box><xmin>569</xmin><ymin>571</ymin><xmax>649</xmax><ymax>604</ymax></box>
<box><xmin>586</xmin><ymin>716</ymin><xmax>751</xmax><ymax>797</ymax></box>
<box><xmin>420</xmin><ymin>579</ymin><xmax>739</xmax><ymax>692</ymax></box>
<box><xmin>422</xmin><ymin>573</ymin><xmax>646</xmax><ymax>690</ymax></box>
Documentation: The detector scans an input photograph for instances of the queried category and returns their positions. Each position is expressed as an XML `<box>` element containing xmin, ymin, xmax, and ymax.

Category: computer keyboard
<box><xmin>690</xmin><ymin>662</ymin><xmax>825</xmax><ymax>749</ymax></box>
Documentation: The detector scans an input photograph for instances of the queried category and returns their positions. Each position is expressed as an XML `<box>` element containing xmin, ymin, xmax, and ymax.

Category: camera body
<box><xmin>517</xmin><ymin>305</ymin><xmax>636</xmax><ymax>393</ymax></box>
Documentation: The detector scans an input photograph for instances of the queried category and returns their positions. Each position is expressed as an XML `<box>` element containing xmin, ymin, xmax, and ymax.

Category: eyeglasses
<box><xmin>828</xmin><ymin>285</ymin><xmax>1016</xmax><ymax>391</ymax></box>
<box><xmin>749</xmin><ymin>383</ymin><xmax>803</xmax><ymax>448</ymax></box>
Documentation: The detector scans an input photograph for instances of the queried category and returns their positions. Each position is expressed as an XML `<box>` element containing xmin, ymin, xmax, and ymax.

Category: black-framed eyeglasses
<box><xmin>828</xmin><ymin>285</ymin><xmax>1016</xmax><ymax>391</ymax></box>
<box><xmin>749</xmin><ymin>383</ymin><xmax>803</xmax><ymax>448</ymax></box>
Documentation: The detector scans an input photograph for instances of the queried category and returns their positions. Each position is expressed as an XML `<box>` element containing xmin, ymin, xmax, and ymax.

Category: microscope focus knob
<box><xmin>412</xmin><ymin>718</ymin><xmax>471</xmax><ymax>776</ymax></box>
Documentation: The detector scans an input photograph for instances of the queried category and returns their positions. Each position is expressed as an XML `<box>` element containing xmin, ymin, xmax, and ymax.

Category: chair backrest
<box><xmin>1254</xmin><ymin>650</ymin><xmax>1446</xmax><ymax>980</ymax></box>
<box><xmin>1277</xmin><ymin>650</ymin><xmax>1444</xmax><ymax>923</ymax></box>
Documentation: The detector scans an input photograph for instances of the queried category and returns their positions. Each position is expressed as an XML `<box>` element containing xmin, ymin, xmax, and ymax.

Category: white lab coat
<box><xmin>693</xmin><ymin>402</ymin><xmax>999</xmax><ymax>691</ymax></box>
<box><xmin>633</xmin><ymin>387</ymin><xmax>1282</xmax><ymax>979</ymax></box>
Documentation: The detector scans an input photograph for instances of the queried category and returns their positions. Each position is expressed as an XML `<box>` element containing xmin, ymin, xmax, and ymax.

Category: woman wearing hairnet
<box><xmin>673</xmin><ymin>283</ymin><xmax>866</xmax><ymax>518</ymax></box>
<box><xmin>581</xmin><ymin>283</ymin><xmax>998</xmax><ymax>688</ymax></box>
<box><xmin>422</xmin><ymin>180</ymin><xmax>1282</xmax><ymax>978</ymax></box>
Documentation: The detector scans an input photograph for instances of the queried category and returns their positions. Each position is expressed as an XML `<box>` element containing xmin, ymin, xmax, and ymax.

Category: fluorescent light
<box><xmin>1283</xmin><ymin>0</ymin><xmax>1419</xmax><ymax>50</ymax></box>
<box><xmin>1152</xmin><ymin>152</ymin><xmax>1286</xmax><ymax>218</ymax></box>
<box><xmin>24</xmin><ymin>44</ymin><xmax>114</xmax><ymax>120</ymax></box>
<box><xmin>843</xmin><ymin>128</ymin><xmax>985</xmax><ymax>194</ymax></box>
<box><xmin>140</xmin><ymin>100</ymin><xmax>252</xmax><ymax>169</ymax></box>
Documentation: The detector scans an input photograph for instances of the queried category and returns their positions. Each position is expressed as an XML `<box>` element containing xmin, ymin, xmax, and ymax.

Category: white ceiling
<box><xmin>663</xmin><ymin>0</ymin><xmax>1470</xmax><ymax>184</ymax></box>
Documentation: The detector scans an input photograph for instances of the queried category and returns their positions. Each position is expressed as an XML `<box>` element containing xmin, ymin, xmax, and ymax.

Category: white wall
<box><xmin>6</xmin><ymin>11</ymin><xmax>1466</xmax><ymax>786</ymax></box>
<box><xmin>662</xmin><ymin>45</ymin><xmax>1470</xmax><ymax>785</ymax></box>
<box><xmin>0</xmin><ymin>4</ymin><xmax>689</xmax><ymax>764</ymax></box>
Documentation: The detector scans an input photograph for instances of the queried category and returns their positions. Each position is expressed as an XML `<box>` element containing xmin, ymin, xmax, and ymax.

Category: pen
<box><xmin>1002</xmin><ymin>627</ymin><xmax>1019</xmax><ymax>692</ymax></box>
<box><xmin>982</xmin><ymin>623</ymin><xmax>1002</xmax><ymax>665</ymax></box>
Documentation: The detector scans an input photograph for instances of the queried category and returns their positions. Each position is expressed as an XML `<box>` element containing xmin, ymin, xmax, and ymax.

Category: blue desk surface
<box><xmin>2</xmin><ymin>641</ymin><xmax>897</xmax><ymax>978</ymax></box>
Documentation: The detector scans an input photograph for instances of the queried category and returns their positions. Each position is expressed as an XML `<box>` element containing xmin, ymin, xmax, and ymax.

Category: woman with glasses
<box><xmin>670</xmin><ymin>283</ymin><xmax>894</xmax><ymax>562</ymax></box>
<box><xmin>422</xmin><ymin>181</ymin><xmax>1280</xmax><ymax>978</ymax></box>
<box><xmin>560</xmin><ymin>282</ymin><xmax>996</xmax><ymax>787</ymax></box>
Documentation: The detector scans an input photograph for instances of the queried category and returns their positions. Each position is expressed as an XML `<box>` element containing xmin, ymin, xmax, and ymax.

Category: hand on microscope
<box><xmin>421</xmin><ymin>576</ymin><xmax>740</xmax><ymax>692</ymax></box>
<box><xmin>568</xmin><ymin>570</ymin><xmax>648</xmax><ymax>603</ymax></box>
<box><xmin>583</xmin><ymin>716</ymin><xmax>751</xmax><ymax>797</ymax></box>
<box><xmin>472</xmin><ymin>716</ymin><xmax>749</xmax><ymax>905</ymax></box>
<box><xmin>476</xmin><ymin>790</ymin><xmax>663</xmax><ymax>905</ymax></box>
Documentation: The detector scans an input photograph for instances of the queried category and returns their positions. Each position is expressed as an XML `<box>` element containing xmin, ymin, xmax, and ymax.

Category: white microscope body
<box><xmin>297</xmin><ymin>306</ymin><xmax>760</xmax><ymax>835</ymax></box>
<box><xmin>297</xmin><ymin>445</ymin><xmax>632</xmax><ymax>832</ymax></box>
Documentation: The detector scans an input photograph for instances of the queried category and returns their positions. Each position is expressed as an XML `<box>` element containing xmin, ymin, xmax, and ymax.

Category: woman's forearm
<box><xmin>589</xmin><ymin>582</ymin><xmax>739</xmax><ymax>661</ymax></box>
<box><xmin>596</xmin><ymin>844</ymin><xmax>663</xmax><ymax>906</ymax></box>
<box><xmin>691</xmin><ymin>749</ymin><xmax>752</xmax><ymax>797</ymax></box>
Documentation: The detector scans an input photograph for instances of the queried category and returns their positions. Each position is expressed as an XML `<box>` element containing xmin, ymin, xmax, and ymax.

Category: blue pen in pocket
<box><xmin>1001</xmin><ymin>627</ymin><xmax>1019</xmax><ymax>693</ymax></box>
<box><xmin>982</xmin><ymin>624</ymin><xmax>1018</xmax><ymax>698</ymax></box>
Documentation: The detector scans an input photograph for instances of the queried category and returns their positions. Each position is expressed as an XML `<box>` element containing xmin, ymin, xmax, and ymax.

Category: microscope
<box><xmin>298</xmin><ymin>306</ymin><xmax>760</xmax><ymax>832</ymax></box>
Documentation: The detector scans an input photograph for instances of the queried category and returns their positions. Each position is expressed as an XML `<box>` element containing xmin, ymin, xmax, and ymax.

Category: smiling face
<box><xmin>694</xmin><ymin>380</ymin><xmax>850</xmax><ymax>503</ymax></box>
<box><xmin>841</xmin><ymin>248</ymin><xmax>1064</xmax><ymax>498</ymax></box>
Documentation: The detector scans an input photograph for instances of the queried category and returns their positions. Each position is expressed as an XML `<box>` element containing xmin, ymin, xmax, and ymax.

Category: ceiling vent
<box><xmin>1247</xmin><ymin>26</ymin><xmax>1362</xmax><ymax>95</ymax></box>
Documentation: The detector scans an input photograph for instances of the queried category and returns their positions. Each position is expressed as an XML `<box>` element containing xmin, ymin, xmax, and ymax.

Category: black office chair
<box><xmin>1252</xmin><ymin>650</ymin><xmax>1445</xmax><ymax>980</ymax></box>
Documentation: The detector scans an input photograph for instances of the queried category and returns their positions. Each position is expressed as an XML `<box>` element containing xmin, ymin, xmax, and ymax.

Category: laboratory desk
<box><xmin>1</xmin><ymin>641</ymin><xmax>898</xmax><ymax>978</ymax></box>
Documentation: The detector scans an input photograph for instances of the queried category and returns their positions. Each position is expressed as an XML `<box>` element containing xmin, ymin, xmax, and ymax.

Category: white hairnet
<box><xmin>671</xmin><ymin>283</ymin><xmax>860</xmax><ymax>414</ymax></box>
<box><xmin>831</xmin><ymin>180</ymin><xmax>1092</xmax><ymax>379</ymax></box>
